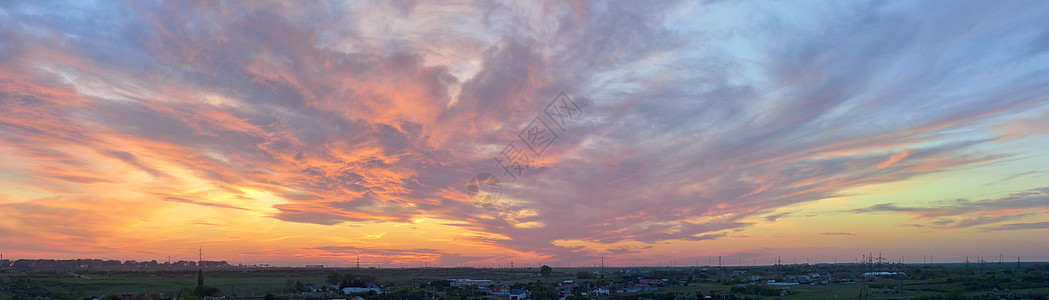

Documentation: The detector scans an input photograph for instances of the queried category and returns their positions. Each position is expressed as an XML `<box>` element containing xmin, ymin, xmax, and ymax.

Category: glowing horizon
<box><xmin>2</xmin><ymin>1</ymin><xmax>1049</xmax><ymax>267</ymax></box>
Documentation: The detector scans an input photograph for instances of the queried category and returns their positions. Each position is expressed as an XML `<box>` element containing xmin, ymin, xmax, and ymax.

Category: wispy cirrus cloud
<box><xmin>820</xmin><ymin>232</ymin><xmax>856</xmax><ymax>236</ymax></box>
<box><xmin>851</xmin><ymin>187</ymin><xmax>1049</xmax><ymax>230</ymax></box>
<box><xmin>988</xmin><ymin>221</ymin><xmax>1049</xmax><ymax>232</ymax></box>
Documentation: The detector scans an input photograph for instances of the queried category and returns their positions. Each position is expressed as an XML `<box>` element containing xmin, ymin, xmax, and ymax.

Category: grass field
<box><xmin>6</xmin><ymin>268</ymin><xmax>525</xmax><ymax>296</ymax></box>
<box><xmin>23</xmin><ymin>271</ymin><xmax>327</xmax><ymax>295</ymax></box>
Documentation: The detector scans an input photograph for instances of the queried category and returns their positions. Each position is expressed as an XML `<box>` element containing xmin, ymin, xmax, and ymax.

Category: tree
<box><xmin>193</xmin><ymin>285</ymin><xmax>221</xmax><ymax>297</ymax></box>
<box><xmin>332</xmin><ymin>273</ymin><xmax>365</xmax><ymax>288</ymax></box>
<box><xmin>327</xmin><ymin>272</ymin><xmax>343</xmax><ymax>285</ymax></box>
<box><xmin>359</xmin><ymin>274</ymin><xmax>377</xmax><ymax>285</ymax></box>
<box><xmin>179</xmin><ymin>287</ymin><xmax>194</xmax><ymax>299</ymax></box>
<box><xmin>540</xmin><ymin>265</ymin><xmax>552</xmax><ymax>278</ymax></box>
<box><xmin>197</xmin><ymin>269</ymin><xmax>204</xmax><ymax>286</ymax></box>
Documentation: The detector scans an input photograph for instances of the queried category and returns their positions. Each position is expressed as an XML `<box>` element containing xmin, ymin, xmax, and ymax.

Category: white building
<box><xmin>450</xmin><ymin>279</ymin><xmax>494</xmax><ymax>287</ymax></box>
<box><xmin>343</xmin><ymin>287</ymin><xmax>383</xmax><ymax>294</ymax></box>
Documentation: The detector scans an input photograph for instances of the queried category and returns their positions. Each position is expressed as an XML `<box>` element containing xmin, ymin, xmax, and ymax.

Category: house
<box><xmin>489</xmin><ymin>285</ymin><xmax>510</xmax><ymax>295</ymax></box>
<box><xmin>509</xmin><ymin>289</ymin><xmax>530</xmax><ymax>300</ymax></box>
<box><xmin>619</xmin><ymin>284</ymin><xmax>657</xmax><ymax>293</ymax></box>
<box><xmin>783</xmin><ymin>275</ymin><xmax>812</xmax><ymax>284</ymax></box>
<box><xmin>308</xmin><ymin>285</ymin><xmax>337</xmax><ymax>293</ymax></box>
<box><xmin>639</xmin><ymin>279</ymin><xmax>667</xmax><ymax>285</ymax></box>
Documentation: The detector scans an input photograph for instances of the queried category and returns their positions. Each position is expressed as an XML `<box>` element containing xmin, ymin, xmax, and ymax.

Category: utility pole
<box><xmin>876</xmin><ymin>253</ymin><xmax>885</xmax><ymax>270</ymax></box>
<box><xmin>601</xmin><ymin>255</ymin><xmax>605</xmax><ymax>275</ymax></box>
<box><xmin>198</xmin><ymin>247</ymin><xmax>205</xmax><ymax>287</ymax></box>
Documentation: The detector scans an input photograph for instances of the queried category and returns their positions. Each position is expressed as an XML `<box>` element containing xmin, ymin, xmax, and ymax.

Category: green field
<box><xmin>3</xmin><ymin>268</ymin><xmax>522</xmax><ymax>297</ymax></box>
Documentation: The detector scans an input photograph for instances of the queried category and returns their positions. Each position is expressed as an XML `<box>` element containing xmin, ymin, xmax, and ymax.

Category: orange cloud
<box><xmin>877</xmin><ymin>149</ymin><xmax>911</xmax><ymax>169</ymax></box>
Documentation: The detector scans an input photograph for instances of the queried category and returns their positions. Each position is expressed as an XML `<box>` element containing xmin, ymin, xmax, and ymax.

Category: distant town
<box><xmin>1</xmin><ymin>259</ymin><xmax>235</xmax><ymax>271</ymax></box>
<box><xmin>3</xmin><ymin>257</ymin><xmax>1049</xmax><ymax>300</ymax></box>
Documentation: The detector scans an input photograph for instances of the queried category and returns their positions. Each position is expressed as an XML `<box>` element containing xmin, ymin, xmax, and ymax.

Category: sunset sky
<box><xmin>2</xmin><ymin>1</ymin><xmax>1049</xmax><ymax>267</ymax></box>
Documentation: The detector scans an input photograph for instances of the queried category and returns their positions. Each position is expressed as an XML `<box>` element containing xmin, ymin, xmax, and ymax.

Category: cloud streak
<box><xmin>0</xmin><ymin>0</ymin><xmax>1048</xmax><ymax>263</ymax></box>
<box><xmin>851</xmin><ymin>187</ymin><xmax>1049</xmax><ymax>230</ymax></box>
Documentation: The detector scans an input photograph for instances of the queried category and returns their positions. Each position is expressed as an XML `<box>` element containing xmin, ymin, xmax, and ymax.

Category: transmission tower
<box><xmin>197</xmin><ymin>247</ymin><xmax>205</xmax><ymax>286</ymax></box>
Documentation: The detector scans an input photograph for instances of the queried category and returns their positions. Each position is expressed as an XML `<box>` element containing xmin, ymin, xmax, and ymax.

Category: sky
<box><xmin>1</xmin><ymin>0</ymin><xmax>1049</xmax><ymax>267</ymax></box>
